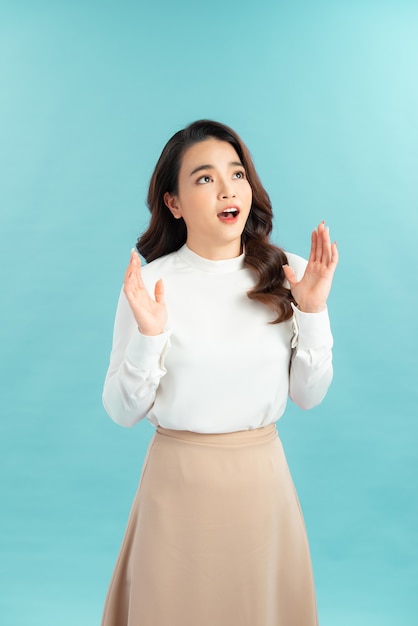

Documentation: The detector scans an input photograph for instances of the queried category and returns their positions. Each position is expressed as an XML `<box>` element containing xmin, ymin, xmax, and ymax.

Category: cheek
<box><xmin>245</xmin><ymin>184</ymin><xmax>253</xmax><ymax>207</ymax></box>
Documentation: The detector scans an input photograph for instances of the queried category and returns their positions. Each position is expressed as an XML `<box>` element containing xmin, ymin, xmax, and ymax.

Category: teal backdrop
<box><xmin>1</xmin><ymin>1</ymin><xmax>417</xmax><ymax>624</ymax></box>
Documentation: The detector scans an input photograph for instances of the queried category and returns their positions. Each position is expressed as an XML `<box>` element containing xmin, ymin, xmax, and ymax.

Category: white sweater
<box><xmin>102</xmin><ymin>244</ymin><xmax>333</xmax><ymax>433</ymax></box>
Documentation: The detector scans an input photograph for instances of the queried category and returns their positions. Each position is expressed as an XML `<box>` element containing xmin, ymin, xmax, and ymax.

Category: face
<box><xmin>164</xmin><ymin>138</ymin><xmax>252</xmax><ymax>260</ymax></box>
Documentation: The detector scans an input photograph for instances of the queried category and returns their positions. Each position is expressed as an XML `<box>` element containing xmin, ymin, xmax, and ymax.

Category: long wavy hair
<box><xmin>137</xmin><ymin>120</ymin><xmax>295</xmax><ymax>323</ymax></box>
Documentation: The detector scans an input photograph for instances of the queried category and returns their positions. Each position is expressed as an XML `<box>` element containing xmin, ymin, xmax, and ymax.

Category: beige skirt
<box><xmin>101</xmin><ymin>424</ymin><xmax>318</xmax><ymax>626</ymax></box>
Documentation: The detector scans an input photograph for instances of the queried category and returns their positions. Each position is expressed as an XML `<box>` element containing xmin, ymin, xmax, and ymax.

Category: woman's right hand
<box><xmin>123</xmin><ymin>250</ymin><xmax>167</xmax><ymax>336</ymax></box>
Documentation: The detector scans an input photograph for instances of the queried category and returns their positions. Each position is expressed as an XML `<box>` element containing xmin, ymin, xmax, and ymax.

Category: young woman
<box><xmin>101</xmin><ymin>120</ymin><xmax>338</xmax><ymax>626</ymax></box>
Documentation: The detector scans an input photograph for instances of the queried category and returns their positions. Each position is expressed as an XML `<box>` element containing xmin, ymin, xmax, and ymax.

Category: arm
<box><xmin>288</xmin><ymin>305</ymin><xmax>333</xmax><ymax>409</ymax></box>
<box><xmin>102</xmin><ymin>251</ymin><xmax>170</xmax><ymax>427</ymax></box>
<box><xmin>283</xmin><ymin>222</ymin><xmax>338</xmax><ymax>410</ymax></box>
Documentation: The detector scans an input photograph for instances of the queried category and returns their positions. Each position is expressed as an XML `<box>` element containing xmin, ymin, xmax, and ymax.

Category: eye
<box><xmin>233</xmin><ymin>170</ymin><xmax>246</xmax><ymax>179</ymax></box>
<box><xmin>197</xmin><ymin>175</ymin><xmax>212</xmax><ymax>184</ymax></box>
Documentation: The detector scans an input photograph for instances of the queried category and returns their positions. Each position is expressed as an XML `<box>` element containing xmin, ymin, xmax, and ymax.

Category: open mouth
<box><xmin>217</xmin><ymin>207</ymin><xmax>240</xmax><ymax>220</ymax></box>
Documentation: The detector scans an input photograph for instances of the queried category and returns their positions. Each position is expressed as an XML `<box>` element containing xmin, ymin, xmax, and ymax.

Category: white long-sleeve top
<box><xmin>102</xmin><ymin>244</ymin><xmax>333</xmax><ymax>433</ymax></box>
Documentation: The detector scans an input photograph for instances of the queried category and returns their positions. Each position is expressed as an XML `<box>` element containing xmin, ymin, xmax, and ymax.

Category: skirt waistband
<box><xmin>156</xmin><ymin>423</ymin><xmax>278</xmax><ymax>446</ymax></box>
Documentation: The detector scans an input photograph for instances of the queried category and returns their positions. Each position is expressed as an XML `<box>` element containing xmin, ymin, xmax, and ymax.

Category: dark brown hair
<box><xmin>137</xmin><ymin>120</ymin><xmax>295</xmax><ymax>323</ymax></box>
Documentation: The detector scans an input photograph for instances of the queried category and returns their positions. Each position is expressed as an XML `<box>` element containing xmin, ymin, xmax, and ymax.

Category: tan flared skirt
<box><xmin>101</xmin><ymin>424</ymin><xmax>318</xmax><ymax>626</ymax></box>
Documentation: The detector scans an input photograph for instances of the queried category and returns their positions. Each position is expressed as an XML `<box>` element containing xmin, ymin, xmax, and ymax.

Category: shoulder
<box><xmin>141</xmin><ymin>251</ymin><xmax>176</xmax><ymax>273</ymax></box>
<box><xmin>141</xmin><ymin>250</ymin><xmax>176</xmax><ymax>277</ymax></box>
<box><xmin>284</xmin><ymin>252</ymin><xmax>307</xmax><ymax>282</ymax></box>
<box><xmin>140</xmin><ymin>249</ymin><xmax>183</xmax><ymax>290</ymax></box>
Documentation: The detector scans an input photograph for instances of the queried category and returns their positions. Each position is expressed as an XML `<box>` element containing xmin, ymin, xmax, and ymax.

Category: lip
<box><xmin>217</xmin><ymin>206</ymin><xmax>240</xmax><ymax>220</ymax></box>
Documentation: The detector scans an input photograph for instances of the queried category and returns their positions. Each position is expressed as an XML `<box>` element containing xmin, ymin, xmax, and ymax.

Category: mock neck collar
<box><xmin>176</xmin><ymin>244</ymin><xmax>245</xmax><ymax>273</ymax></box>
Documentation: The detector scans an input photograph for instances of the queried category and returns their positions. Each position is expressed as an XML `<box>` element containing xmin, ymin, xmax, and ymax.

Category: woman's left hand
<box><xmin>282</xmin><ymin>221</ymin><xmax>339</xmax><ymax>313</ymax></box>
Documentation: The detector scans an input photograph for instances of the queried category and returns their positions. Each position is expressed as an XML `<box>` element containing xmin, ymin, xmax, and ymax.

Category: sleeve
<box><xmin>102</xmin><ymin>287</ymin><xmax>171</xmax><ymax>428</ymax></box>
<box><xmin>288</xmin><ymin>304</ymin><xmax>333</xmax><ymax>409</ymax></box>
<box><xmin>284</xmin><ymin>252</ymin><xmax>334</xmax><ymax>410</ymax></box>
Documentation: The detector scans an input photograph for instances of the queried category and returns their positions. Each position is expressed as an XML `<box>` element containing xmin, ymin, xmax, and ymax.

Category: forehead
<box><xmin>179</xmin><ymin>138</ymin><xmax>241</xmax><ymax>175</ymax></box>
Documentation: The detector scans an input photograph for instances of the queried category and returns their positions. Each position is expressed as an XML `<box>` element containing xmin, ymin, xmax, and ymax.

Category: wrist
<box><xmin>296</xmin><ymin>302</ymin><xmax>326</xmax><ymax>314</ymax></box>
<box><xmin>137</xmin><ymin>326</ymin><xmax>165</xmax><ymax>336</ymax></box>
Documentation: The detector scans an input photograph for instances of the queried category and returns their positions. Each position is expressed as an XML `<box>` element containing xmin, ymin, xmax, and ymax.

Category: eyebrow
<box><xmin>189</xmin><ymin>161</ymin><xmax>244</xmax><ymax>177</ymax></box>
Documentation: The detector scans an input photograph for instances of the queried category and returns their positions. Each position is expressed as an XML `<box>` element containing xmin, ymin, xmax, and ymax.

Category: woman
<box><xmin>101</xmin><ymin>120</ymin><xmax>338</xmax><ymax>626</ymax></box>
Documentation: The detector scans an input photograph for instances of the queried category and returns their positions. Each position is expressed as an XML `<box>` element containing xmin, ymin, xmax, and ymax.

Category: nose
<box><xmin>218</xmin><ymin>178</ymin><xmax>236</xmax><ymax>200</ymax></box>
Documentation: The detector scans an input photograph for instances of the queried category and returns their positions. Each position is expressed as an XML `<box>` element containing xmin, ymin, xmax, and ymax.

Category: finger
<box><xmin>124</xmin><ymin>249</ymin><xmax>138</xmax><ymax>279</ymax></box>
<box><xmin>282</xmin><ymin>264</ymin><xmax>297</xmax><ymax>287</ymax></box>
<box><xmin>314</xmin><ymin>222</ymin><xmax>324</xmax><ymax>262</ymax></box>
<box><xmin>330</xmin><ymin>241</ymin><xmax>339</xmax><ymax>269</ymax></box>
<box><xmin>131</xmin><ymin>252</ymin><xmax>145</xmax><ymax>290</ymax></box>
<box><xmin>154</xmin><ymin>279</ymin><xmax>165</xmax><ymax>304</ymax></box>
<box><xmin>321</xmin><ymin>225</ymin><xmax>332</xmax><ymax>264</ymax></box>
<box><xmin>125</xmin><ymin>250</ymin><xmax>145</xmax><ymax>290</ymax></box>
<box><xmin>124</xmin><ymin>262</ymin><xmax>134</xmax><ymax>286</ymax></box>
<box><xmin>308</xmin><ymin>229</ymin><xmax>317</xmax><ymax>263</ymax></box>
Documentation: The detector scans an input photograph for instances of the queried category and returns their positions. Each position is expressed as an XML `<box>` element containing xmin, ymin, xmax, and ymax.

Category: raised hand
<box><xmin>283</xmin><ymin>222</ymin><xmax>338</xmax><ymax>313</ymax></box>
<box><xmin>123</xmin><ymin>250</ymin><xmax>167</xmax><ymax>336</ymax></box>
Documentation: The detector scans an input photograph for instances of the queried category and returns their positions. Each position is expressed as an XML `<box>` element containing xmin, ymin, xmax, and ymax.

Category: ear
<box><xmin>164</xmin><ymin>192</ymin><xmax>182</xmax><ymax>219</ymax></box>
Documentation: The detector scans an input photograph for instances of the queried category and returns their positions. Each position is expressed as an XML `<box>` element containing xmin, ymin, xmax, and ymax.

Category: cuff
<box><xmin>125</xmin><ymin>329</ymin><xmax>172</xmax><ymax>369</ymax></box>
<box><xmin>291</xmin><ymin>303</ymin><xmax>333</xmax><ymax>350</ymax></box>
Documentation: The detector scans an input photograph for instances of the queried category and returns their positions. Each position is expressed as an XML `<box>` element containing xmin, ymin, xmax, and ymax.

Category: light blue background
<box><xmin>1</xmin><ymin>1</ymin><xmax>417</xmax><ymax>624</ymax></box>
